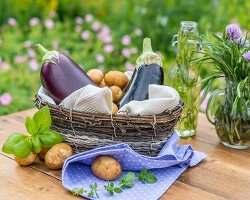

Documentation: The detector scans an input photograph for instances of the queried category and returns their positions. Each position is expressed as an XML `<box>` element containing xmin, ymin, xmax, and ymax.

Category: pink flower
<box><xmin>134</xmin><ymin>28</ymin><xmax>142</xmax><ymax>36</ymax></box>
<box><xmin>14</xmin><ymin>55</ymin><xmax>27</xmax><ymax>64</ymax></box>
<box><xmin>97</xmin><ymin>26</ymin><xmax>112</xmax><ymax>43</ymax></box>
<box><xmin>125</xmin><ymin>62</ymin><xmax>135</xmax><ymax>71</ymax></box>
<box><xmin>23</xmin><ymin>40</ymin><xmax>32</xmax><ymax>48</ymax></box>
<box><xmin>103</xmin><ymin>44</ymin><xmax>114</xmax><ymax>53</ymax></box>
<box><xmin>85</xmin><ymin>14</ymin><xmax>93</xmax><ymax>23</ymax></box>
<box><xmin>95</xmin><ymin>54</ymin><xmax>105</xmax><ymax>63</ymax></box>
<box><xmin>8</xmin><ymin>18</ymin><xmax>17</xmax><ymax>26</ymax></box>
<box><xmin>200</xmin><ymin>91</ymin><xmax>212</xmax><ymax>111</ymax></box>
<box><xmin>130</xmin><ymin>47</ymin><xmax>138</xmax><ymax>54</ymax></box>
<box><xmin>122</xmin><ymin>48</ymin><xmax>131</xmax><ymax>58</ymax></box>
<box><xmin>92</xmin><ymin>21</ymin><xmax>101</xmax><ymax>31</ymax></box>
<box><xmin>28</xmin><ymin>59</ymin><xmax>39</xmax><ymax>71</ymax></box>
<box><xmin>103</xmin><ymin>36</ymin><xmax>112</xmax><ymax>43</ymax></box>
<box><xmin>27</xmin><ymin>49</ymin><xmax>36</xmax><ymax>57</ymax></box>
<box><xmin>0</xmin><ymin>93</ymin><xmax>12</xmax><ymax>106</ymax></box>
<box><xmin>75</xmin><ymin>16</ymin><xmax>84</xmax><ymax>24</ymax></box>
<box><xmin>29</xmin><ymin>17</ymin><xmax>39</xmax><ymax>26</ymax></box>
<box><xmin>75</xmin><ymin>25</ymin><xmax>82</xmax><ymax>33</ymax></box>
<box><xmin>44</xmin><ymin>19</ymin><xmax>55</xmax><ymax>29</ymax></box>
<box><xmin>0</xmin><ymin>61</ymin><xmax>10</xmax><ymax>70</ymax></box>
<box><xmin>121</xmin><ymin>35</ymin><xmax>131</xmax><ymax>45</ymax></box>
<box><xmin>81</xmin><ymin>30</ymin><xmax>90</xmax><ymax>40</ymax></box>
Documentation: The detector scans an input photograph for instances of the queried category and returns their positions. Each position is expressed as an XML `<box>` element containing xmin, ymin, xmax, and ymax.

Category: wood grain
<box><xmin>0</xmin><ymin>109</ymin><xmax>250</xmax><ymax>200</ymax></box>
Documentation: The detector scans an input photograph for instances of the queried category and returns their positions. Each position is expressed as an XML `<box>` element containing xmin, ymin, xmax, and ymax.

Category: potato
<box><xmin>109</xmin><ymin>86</ymin><xmax>123</xmax><ymax>103</ymax></box>
<box><xmin>99</xmin><ymin>79</ymin><xmax>106</xmax><ymax>88</ymax></box>
<box><xmin>87</xmin><ymin>69</ymin><xmax>104</xmax><ymax>84</ymax></box>
<box><xmin>112</xmin><ymin>103</ymin><xmax>118</xmax><ymax>114</ymax></box>
<box><xmin>104</xmin><ymin>71</ymin><xmax>129</xmax><ymax>89</ymax></box>
<box><xmin>38</xmin><ymin>147</ymin><xmax>50</xmax><ymax>160</ymax></box>
<box><xmin>45</xmin><ymin>143</ymin><xmax>73</xmax><ymax>170</ymax></box>
<box><xmin>91</xmin><ymin>156</ymin><xmax>122</xmax><ymax>180</ymax></box>
<box><xmin>15</xmin><ymin>151</ymin><xmax>37</xmax><ymax>166</ymax></box>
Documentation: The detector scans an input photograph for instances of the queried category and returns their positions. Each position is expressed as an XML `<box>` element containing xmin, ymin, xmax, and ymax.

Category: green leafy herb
<box><xmin>138</xmin><ymin>168</ymin><xmax>158</xmax><ymax>184</ymax></box>
<box><xmin>2</xmin><ymin>106</ymin><xmax>64</xmax><ymax>158</ymax></box>
<box><xmin>70</xmin><ymin>169</ymin><xmax>158</xmax><ymax>198</ymax></box>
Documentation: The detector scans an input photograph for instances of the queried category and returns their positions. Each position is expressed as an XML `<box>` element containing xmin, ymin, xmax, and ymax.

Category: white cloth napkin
<box><xmin>117</xmin><ymin>85</ymin><xmax>180</xmax><ymax>115</ymax></box>
<box><xmin>38</xmin><ymin>84</ymin><xmax>180</xmax><ymax>116</ymax></box>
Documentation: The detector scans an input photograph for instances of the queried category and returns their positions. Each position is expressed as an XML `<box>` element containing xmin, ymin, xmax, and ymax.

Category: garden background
<box><xmin>0</xmin><ymin>0</ymin><xmax>249</xmax><ymax>115</ymax></box>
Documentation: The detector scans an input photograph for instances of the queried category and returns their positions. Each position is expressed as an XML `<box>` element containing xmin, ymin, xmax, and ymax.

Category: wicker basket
<box><xmin>35</xmin><ymin>95</ymin><xmax>184</xmax><ymax>156</ymax></box>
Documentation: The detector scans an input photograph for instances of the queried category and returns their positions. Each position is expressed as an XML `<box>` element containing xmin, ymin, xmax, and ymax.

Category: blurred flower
<box><xmin>28</xmin><ymin>59</ymin><xmax>39</xmax><ymax>71</ymax></box>
<box><xmin>44</xmin><ymin>19</ymin><xmax>55</xmax><ymax>29</ymax></box>
<box><xmin>121</xmin><ymin>35</ymin><xmax>131</xmax><ymax>45</ymax></box>
<box><xmin>8</xmin><ymin>18</ymin><xmax>17</xmax><ymax>26</ymax></box>
<box><xmin>95</xmin><ymin>54</ymin><xmax>105</xmax><ymax>63</ymax></box>
<box><xmin>103</xmin><ymin>44</ymin><xmax>114</xmax><ymax>53</ymax></box>
<box><xmin>122</xmin><ymin>48</ymin><xmax>131</xmax><ymax>58</ymax></box>
<box><xmin>0</xmin><ymin>93</ymin><xmax>12</xmax><ymax>106</ymax></box>
<box><xmin>75</xmin><ymin>16</ymin><xmax>84</xmax><ymax>24</ymax></box>
<box><xmin>75</xmin><ymin>25</ymin><xmax>82</xmax><ymax>33</ymax></box>
<box><xmin>226</xmin><ymin>24</ymin><xmax>242</xmax><ymax>40</ymax></box>
<box><xmin>103</xmin><ymin>36</ymin><xmax>112</xmax><ymax>43</ymax></box>
<box><xmin>97</xmin><ymin>26</ymin><xmax>112</xmax><ymax>43</ymax></box>
<box><xmin>14</xmin><ymin>55</ymin><xmax>27</xmax><ymax>64</ymax></box>
<box><xmin>81</xmin><ymin>30</ymin><xmax>90</xmax><ymax>40</ymax></box>
<box><xmin>49</xmin><ymin>11</ymin><xmax>56</xmax><ymax>18</ymax></box>
<box><xmin>52</xmin><ymin>41</ymin><xmax>59</xmax><ymax>49</ymax></box>
<box><xmin>92</xmin><ymin>21</ymin><xmax>101</xmax><ymax>31</ymax></box>
<box><xmin>29</xmin><ymin>17</ymin><xmax>40</xmax><ymax>26</ymax></box>
<box><xmin>125</xmin><ymin>62</ymin><xmax>135</xmax><ymax>71</ymax></box>
<box><xmin>130</xmin><ymin>47</ymin><xmax>138</xmax><ymax>54</ymax></box>
<box><xmin>85</xmin><ymin>14</ymin><xmax>93</xmax><ymax>23</ymax></box>
<box><xmin>23</xmin><ymin>40</ymin><xmax>33</xmax><ymax>48</ymax></box>
<box><xmin>134</xmin><ymin>28</ymin><xmax>142</xmax><ymax>36</ymax></box>
<box><xmin>200</xmin><ymin>91</ymin><xmax>211</xmax><ymax>111</ymax></box>
<box><xmin>0</xmin><ymin>61</ymin><xmax>10</xmax><ymax>70</ymax></box>
<box><xmin>243</xmin><ymin>51</ymin><xmax>250</xmax><ymax>62</ymax></box>
<box><xmin>157</xmin><ymin>16</ymin><xmax>169</xmax><ymax>27</ymax></box>
<box><xmin>27</xmin><ymin>49</ymin><xmax>36</xmax><ymax>57</ymax></box>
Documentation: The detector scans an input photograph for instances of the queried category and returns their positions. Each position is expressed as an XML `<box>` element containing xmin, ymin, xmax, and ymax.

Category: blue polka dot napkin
<box><xmin>62</xmin><ymin>132</ymin><xmax>206</xmax><ymax>200</ymax></box>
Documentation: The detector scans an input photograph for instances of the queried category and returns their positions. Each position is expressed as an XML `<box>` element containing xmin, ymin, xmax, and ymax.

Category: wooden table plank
<box><xmin>0</xmin><ymin>108</ymin><xmax>250</xmax><ymax>200</ymax></box>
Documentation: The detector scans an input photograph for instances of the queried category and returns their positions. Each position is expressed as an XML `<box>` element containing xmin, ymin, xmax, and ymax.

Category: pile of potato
<box><xmin>87</xmin><ymin>69</ymin><xmax>129</xmax><ymax>114</ymax></box>
<box><xmin>15</xmin><ymin>143</ymin><xmax>73</xmax><ymax>170</ymax></box>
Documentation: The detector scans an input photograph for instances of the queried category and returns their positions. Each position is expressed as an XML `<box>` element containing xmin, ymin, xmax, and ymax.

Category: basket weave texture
<box><xmin>35</xmin><ymin>95</ymin><xmax>184</xmax><ymax>156</ymax></box>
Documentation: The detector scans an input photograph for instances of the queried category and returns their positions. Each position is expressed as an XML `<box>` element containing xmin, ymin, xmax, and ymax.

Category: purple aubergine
<box><xmin>36</xmin><ymin>44</ymin><xmax>97</xmax><ymax>104</ymax></box>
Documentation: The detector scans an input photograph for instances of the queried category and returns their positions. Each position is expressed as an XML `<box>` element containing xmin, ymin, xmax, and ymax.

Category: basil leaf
<box><xmin>114</xmin><ymin>188</ymin><xmax>122</xmax><ymax>193</ymax></box>
<box><xmin>39</xmin><ymin>130</ymin><xmax>64</xmax><ymax>148</ymax></box>
<box><xmin>11</xmin><ymin>136</ymin><xmax>32</xmax><ymax>158</ymax></box>
<box><xmin>2</xmin><ymin>133</ymin><xmax>27</xmax><ymax>154</ymax></box>
<box><xmin>25</xmin><ymin>117</ymin><xmax>38</xmax><ymax>135</ymax></box>
<box><xmin>31</xmin><ymin>135</ymin><xmax>41</xmax><ymax>153</ymax></box>
<box><xmin>33</xmin><ymin>106</ymin><xmax>52</xmax><ymax>133</ymax></box>
<box><xmin>138</xmin><ymin>168</ymin><xmax>157</xmax><ymax>184</ymax></box>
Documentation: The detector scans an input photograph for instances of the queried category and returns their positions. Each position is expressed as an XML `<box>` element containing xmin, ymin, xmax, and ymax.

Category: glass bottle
<box><xmin>171</xmin><ymin>21</ymin><xmax>201</xmax><ymax>137</ymax></box>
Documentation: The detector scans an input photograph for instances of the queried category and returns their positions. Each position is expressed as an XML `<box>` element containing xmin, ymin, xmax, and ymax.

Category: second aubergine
<box><xmin>36</xmin><ymin>44</ymin><xmax>97</xmax><ymax>104</ymax></box>
<box><xmin>118</xmin><ymin>38</ymin><xmax>164</xmax><ymax>108</ymax></box>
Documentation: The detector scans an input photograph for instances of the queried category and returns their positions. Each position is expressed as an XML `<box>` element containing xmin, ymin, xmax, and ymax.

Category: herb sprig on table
<box><xmin>70</xmin><ymin>169</ymin><xmax>158</xmax><ymax>198</ymax></box>
<box><xmin>2</xmin><ymin>106</ymin><xmax>64</xmax><ymax>157</ymax></box>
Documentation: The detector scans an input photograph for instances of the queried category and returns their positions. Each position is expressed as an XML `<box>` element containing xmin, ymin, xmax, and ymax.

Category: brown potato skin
<box><xmin>87</xmin><ymin>69</ymin><xmax>104</xmax><ymax>84</ymax></box>
<box><xmin>45</xmin><ymin>143</ymin><xmax>73</xmax><ymax>170</ymax></box>
<box><xmin>15</xmin><ymin>151</ymin><xmax>37</xmax><ymax>166</ymax></box>
<box><xmin>104</xmin><ymin>71</ymin><xmax>129</xmax><ymax>89</ymax></box>
<box><xmin>112</xmin><ymin>103</ymin><xmax>118</xmax><ymax>114</ymax></box>
<box><xmin>109</xmin><ymin>86</ymin><xmax>123</xmax><ymax>103</ymax></box>
<box><xmin>99</xmin><ymin>79</ymin><xmax>106</xmax><ymax>88</ymax></box>
<box><xmin>91</xmin><ymin>156</ymin><xmax>122</xmax><ymax>180</ymax></box>
<box><xmin>38</xmin><ymin>147</ymin><xmax>50</xmax><ymax>160</ymax></box>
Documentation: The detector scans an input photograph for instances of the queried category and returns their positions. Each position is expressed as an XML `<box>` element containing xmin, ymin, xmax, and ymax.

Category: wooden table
<box><xmin>0</xmin><ymin>109</ymin><xmax>249</xmax><ymax>200</ymax></box>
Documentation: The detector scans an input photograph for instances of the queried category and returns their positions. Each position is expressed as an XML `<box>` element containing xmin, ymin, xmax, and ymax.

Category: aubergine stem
<box><xmin>35</xmin><ymin>43</ymin><xmax>59</xmax><ymax>65</ymax></box>
<box><xmin>136</xmin><ymin>38</ymin><xmax>162</xmax><ymax>69</ymax></box>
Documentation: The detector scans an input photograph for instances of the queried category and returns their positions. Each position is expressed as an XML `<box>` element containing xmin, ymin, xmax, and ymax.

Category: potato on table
<box><xmin>91</xmin><ymin>156</ymin><xmax>122</xmax><ymax>180</ymax></box>
<box><xmin>15</xmin><ymin>151</ymin><xmax>37</xmax><ymax>166</ymax></box>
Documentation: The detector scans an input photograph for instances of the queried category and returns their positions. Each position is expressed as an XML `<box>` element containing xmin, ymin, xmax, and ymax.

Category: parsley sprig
<box><xmin>2</xmin><ymin>106</ymin><xmax>64</xmax><ymax>158</ymax></box>
<box><xmin>70</xmin><ymin>168</ymin><xmax>157</xmax><ymax>198</ymax></box>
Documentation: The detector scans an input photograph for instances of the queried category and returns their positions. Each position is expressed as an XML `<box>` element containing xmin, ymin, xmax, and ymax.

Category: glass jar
<box><xmin>171</xmin><ymin>21</ymin><xmax>201</xmax><ymax>137</ymax></box>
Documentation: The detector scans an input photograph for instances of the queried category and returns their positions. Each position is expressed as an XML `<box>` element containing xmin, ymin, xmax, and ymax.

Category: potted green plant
<box><xmin>196</xmin><ymin>24</ymin><xmax>250</xmax><ymax>149</ymax></box>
